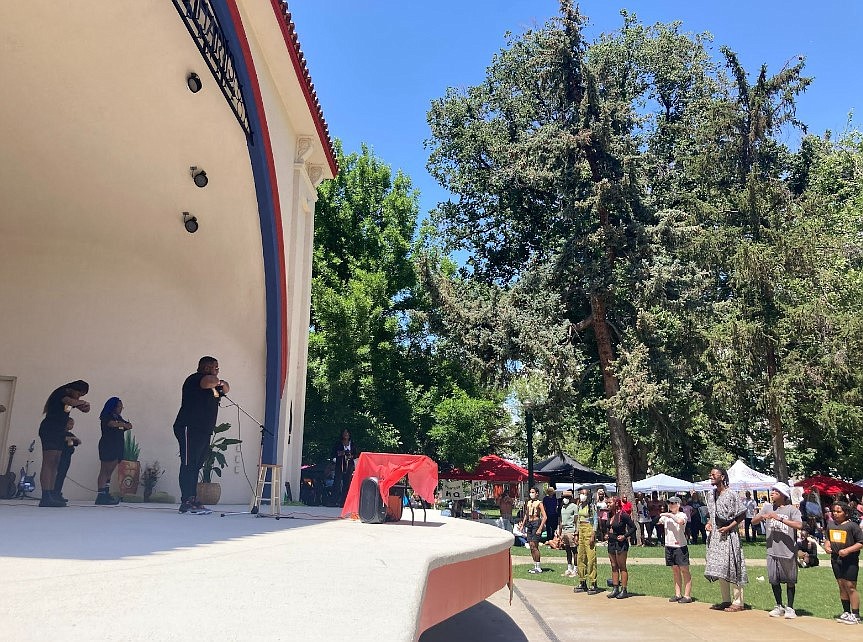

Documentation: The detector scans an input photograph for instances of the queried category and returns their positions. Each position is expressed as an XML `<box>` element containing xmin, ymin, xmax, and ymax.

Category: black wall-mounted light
<box><xmin>187</xmin><ymin>72</ymin><xmax>202</xmax><ymax>93</ymax></box>
<box><xmin>183</xmin><ymin>212</ymin><xmax>199</xmax><ymax>234</ymax></box>
<box><xmin>189</xmin><ymin>166</ymin><xmax>208</xmax><ymax>188</ymax></box>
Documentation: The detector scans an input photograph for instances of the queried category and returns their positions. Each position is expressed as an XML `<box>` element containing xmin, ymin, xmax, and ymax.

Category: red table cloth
<box><xmin>341</xmin><ymin>452</ymin><xmax>439</xmax><ymax>517</ymax></box>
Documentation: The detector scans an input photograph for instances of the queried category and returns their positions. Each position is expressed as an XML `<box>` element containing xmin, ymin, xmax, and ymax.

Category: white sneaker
<box><xmin>784</xmin><ymin>607</ymin><xmax>797</xmax><ymax>619</ymax></box>
<box><xmin>769</xmin><ymin>605</ymin><xmax>786</xmax><ymax>618</ymax></box>
<box><xmin>836</xmin><ymin>612</ymin><xmax>858</xmax><ymax>624</ymax></box>
<box><xmin>528</xmin><ymin>568</ymin><xmax>542</xmax><ymax>574</ymax></box>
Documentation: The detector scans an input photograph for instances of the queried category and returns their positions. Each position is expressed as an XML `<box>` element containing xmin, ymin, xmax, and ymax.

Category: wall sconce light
<box><xmin>183</xmin><ymin>212</ymin><xmax>199</xmax><ymax>234</ymax></box>
<box><xmin>190</xmin><ymin>166</ymin><xmax>208</xmax><ymax>188</ymax></box>
<box><xmin>187</xmin><ymin>72</ymin><xmax>202</xmax><ymax>93</ymax></box>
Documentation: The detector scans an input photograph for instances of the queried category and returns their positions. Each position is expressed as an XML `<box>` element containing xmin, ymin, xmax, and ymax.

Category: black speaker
<box><xmin>358</xmin><ymin>476</ymin><xmax>387</xmax><ymax>524</ymax></box>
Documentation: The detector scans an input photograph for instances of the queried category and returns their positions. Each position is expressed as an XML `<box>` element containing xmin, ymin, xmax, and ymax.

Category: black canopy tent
<box><xmin>535</xmin><ymin>453</ymin><xmax>615</xmax><ymax>485</ymax></box>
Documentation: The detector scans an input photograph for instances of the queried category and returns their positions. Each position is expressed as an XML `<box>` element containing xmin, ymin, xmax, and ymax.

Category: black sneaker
<box><xmin>669</xmin><ymin>596</ymin><xmax>682</xmax><ymax>602</ymax></box>
<box><xmin>587</xmin><ymin>585</ymin><xmax>603</xmax><ymax>595</ymax></box>
<box><xmin>39</xmin><ymin>492</ymin><xmax>65</xmax><ymax>507</ymax></box>
<box><xmin>574</xmin><ymin>583</ymin><xmax>588</xmax><ymax>593</ymax></box>
<box><xmin>616</xmin><ymin>588</ymin><xmax>629</xmax><ymax>599</ymax></box>
<box><xmin>190</xmin><ymin>498</ymin><xmax>212</xmax><ymax>514</ymax></box>
<box><xmin>678</xmin><ymin>597</ymin><xmax>694</xmax><ymax>604</ymax></box>
<box><xmin>179</xmin><ymin>499</ymin><xmax>195</xmax><ymax>514</ymax></box>
<box><xmin>95</xmin><ymin>492</ymin><xmax>120</xmax><ymax>505</ymax></box>
<box><xmin>607</xmin><ymin>586</ymin><xmax>620</xmax><ymax>599</ymax></box>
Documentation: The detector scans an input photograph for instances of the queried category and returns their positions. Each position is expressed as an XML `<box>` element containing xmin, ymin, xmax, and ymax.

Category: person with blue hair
<box><xmin>95</xmin><ymin>396</ymin><xmax>132</xmax><ymax>505</ymax></box>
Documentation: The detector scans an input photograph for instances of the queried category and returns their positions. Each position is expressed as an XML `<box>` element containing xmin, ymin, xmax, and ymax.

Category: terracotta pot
<box><xmin>196</xmin><ymin>482</ymin><xmax>221</xmax><ymax>505</ymax></box>
<box><xmin>117</xmin><ymin>460</ymin><xmax>141</xmax><ymax>495</ymax></box>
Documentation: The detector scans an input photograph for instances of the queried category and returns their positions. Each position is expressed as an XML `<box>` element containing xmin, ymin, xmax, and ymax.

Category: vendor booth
<box><xmin>535</xmin><ymin>452</ymin><xmax>615</xmax><ymax>485</ymax></box>
<box><xmin>633</xmin><ymin>473</ymin><xmax>695</xmax><ymax>493</ymax></box>
<box><xmin>694</xmin><ymin>460</ymin><xmax>777</xmax><ymax>491</ymax></box>
<box><xmin>795</xmin><ymin>475</ymin><xmax>863</xmax><ymax>498</ymax></box>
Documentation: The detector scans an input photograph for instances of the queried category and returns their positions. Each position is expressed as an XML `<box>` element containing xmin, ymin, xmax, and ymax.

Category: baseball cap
<box><xmin>772</xmin><ymin>482</ymin><xmax>791</xmax><ymax>498</ymax></box>
<box><xmin>667</xmin><ymin>496</ymin><xmax>682</xmax><ymax>504</ymax></box>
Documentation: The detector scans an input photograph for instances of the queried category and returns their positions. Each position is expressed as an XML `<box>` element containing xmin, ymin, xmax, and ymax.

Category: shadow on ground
<box><xmin>419</xmin><ymin>599</ymin><xmax>528</xmax><ymax>642</ymax></box>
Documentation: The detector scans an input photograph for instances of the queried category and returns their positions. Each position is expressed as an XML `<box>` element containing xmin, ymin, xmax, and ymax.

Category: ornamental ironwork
<box><xmin>173</xmin><ymin>0</ymin><xmax>252</xmax><ymax>138</ymax></box>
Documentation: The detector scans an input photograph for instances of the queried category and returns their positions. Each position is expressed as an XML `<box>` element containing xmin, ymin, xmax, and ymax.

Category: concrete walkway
<box><xmin>422</xmin><ymin>580</ymin><xmax>849</xmax><ymax>641</ymax></box>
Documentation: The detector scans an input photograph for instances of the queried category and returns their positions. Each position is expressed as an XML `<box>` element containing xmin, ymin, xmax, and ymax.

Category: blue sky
<box><xmin>289</xmin><ymin>1</ymin><xmax>862</xmax><ymax>220</ymax></box>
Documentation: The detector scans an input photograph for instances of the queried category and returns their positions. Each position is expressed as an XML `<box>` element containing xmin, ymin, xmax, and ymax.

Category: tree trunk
<box><xmin>526</xmin><ymin>410</ymin><xmax>535</xmax><ymax>490</ymax></box>
<box><xmin>590</xmin><ymin>293</ymin><xmax>634</xmax><ymax>504</ymax></box>
<box><xmin>766</xmin><ymin>340</ymin><xmax>788</xmax><ymax>481</ymax></box>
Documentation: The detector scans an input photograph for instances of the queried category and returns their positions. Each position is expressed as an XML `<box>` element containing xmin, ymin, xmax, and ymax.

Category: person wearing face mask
<box><xmin>521</xmin><ymin>486</ymin><xmax>547</xmax><ymax>574</ymax></box>
<box><xmin>573</xmin><ymin>487</ymin><xmax>601</xmax><ymax>594</ymax></box>
<box><xmin>595</xmin><ymin>488</ymin><xmax>610</xmax><ymax>544</ymax></box>
<box><xmin>558</xmin><ymin>489</ymin><xmax>579</xmax><ymax>577</ymax></box>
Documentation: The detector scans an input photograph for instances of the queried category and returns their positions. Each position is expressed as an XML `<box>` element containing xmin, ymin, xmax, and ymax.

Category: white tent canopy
<box><xmin>694</xmin><ymin>460</ymin><xmax>777</xmax><ymax>491</ymax></box>
<box><xmin>633</xmin><ymin>473</ymin><xmax>695</xmax><ymax>493</ymax></box>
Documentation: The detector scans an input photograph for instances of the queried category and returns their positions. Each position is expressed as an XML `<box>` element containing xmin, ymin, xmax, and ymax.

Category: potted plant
<box><xmin>140</xmin><ymin>460</ymin><xmax>165</xmax><ymax>502</ymax></box>
<box><xmin>117</xmin><ymin>431</ymin><xmax>141</xmax><ymax>496</ymax></box>
<box><xmin>196</xmin><ymin>422</ymin><xmax>241</xmax><ymax>505</ymax></box>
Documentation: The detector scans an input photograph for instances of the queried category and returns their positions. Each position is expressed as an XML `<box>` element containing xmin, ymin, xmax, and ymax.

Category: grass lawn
<box><xmin>512</xmin><ymin>562</ymin><xmax>841</xmax><ymax>620</ymax></box>
<box><xmin>511</xmin><ymin>540</ymin><xmax>771</xmax><ymax>559</ymax></box>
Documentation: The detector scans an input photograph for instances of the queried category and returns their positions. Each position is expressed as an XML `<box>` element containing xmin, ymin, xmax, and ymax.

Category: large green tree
<box><xmin>424</xmin><ymin>3</ymin><xmax>732</xmax><ymax>496</ymax></box>
<box><xmin>304</xmin><ymin>142</ymin><xmax>511</xmax><ymax>466</ymax></box>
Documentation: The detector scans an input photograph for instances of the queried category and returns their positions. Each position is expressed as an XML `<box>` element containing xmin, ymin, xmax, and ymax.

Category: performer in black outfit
<box><xmin>173</xmin><ymin>356</ymin><xmax>229</xmax><ymax>514</ymax></box>
<box><xmin>38</xmin><ymin>381</ymin><xmax>90</xmax><ymax>507</ymax></box>
<box><xmin>331</xmin><ymin>429</ymin><xmax>357</xmax><ymax>507</ymax></box>
<box><xmin>54</xmin><ymin>417</ymin><xmax>82</xmax><ymax>506</ymax></box>
<box><xmin>95</xmin><ymin>397</ymin><xmax>132</xmax><ymax>505</ymax></box>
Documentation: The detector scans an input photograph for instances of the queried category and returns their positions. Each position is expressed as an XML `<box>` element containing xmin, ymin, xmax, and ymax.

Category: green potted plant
<box><xmin>117</xmin><ymin>431</ymin><xmax>141</xmax><ymax>496</ymax></box>
<box><xmin>140</xmin><ymin>460</ymin><xmax>165</xmax><ymax>502</ymax></box>
<box><xmin>196</xmin><ymin>422</ymin><xmax>241</xmax><ymax>505</ymax></box>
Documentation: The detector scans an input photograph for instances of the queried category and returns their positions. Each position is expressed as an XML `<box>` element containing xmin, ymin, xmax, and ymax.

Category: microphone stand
<box><xmin>219</xmin><ymin>394</ymin><xmax>277</xmax><ymax>518</ymax></box>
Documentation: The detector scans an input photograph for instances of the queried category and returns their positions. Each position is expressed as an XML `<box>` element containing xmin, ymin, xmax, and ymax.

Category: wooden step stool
<box><xmin>250</xmin><ymin>463</ymin><xmax>282</xmax><ymax>517</ymax></box>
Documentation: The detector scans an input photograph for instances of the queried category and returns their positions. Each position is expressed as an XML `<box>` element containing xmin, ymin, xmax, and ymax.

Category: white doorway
<box><xmin>0</xmin><ymin>376</ymin><xmax>16</xmax><ymax>471</ymax></box>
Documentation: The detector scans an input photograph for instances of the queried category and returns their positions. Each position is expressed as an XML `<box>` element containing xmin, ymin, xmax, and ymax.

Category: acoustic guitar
<box><xmin>0</xmin><ymin>445</ymin><xmax>17</xmax><ymax>499</ymax></box>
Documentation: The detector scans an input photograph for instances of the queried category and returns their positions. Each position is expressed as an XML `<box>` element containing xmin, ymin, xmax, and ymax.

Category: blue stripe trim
<box><xmin>212</xmin><ymin>0</ymin><xmax>281</xmax><ymax>464</ymax></box>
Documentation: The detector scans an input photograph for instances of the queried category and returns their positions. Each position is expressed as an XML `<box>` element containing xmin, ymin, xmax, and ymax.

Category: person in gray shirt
<box><xmin>752</xmin><ymin>482</ymin><xmax>804</xmax><ymax>619</ymax></box>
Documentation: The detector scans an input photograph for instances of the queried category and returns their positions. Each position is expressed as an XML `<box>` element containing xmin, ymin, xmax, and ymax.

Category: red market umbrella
<box><xmin>795</xmin><ymin>475</ymin><xmax>862</xmax><ymax>497</ymax></box>
<box><xmin>439</xmin><ymin>454</ymin><xmax>549</xmax><ymax>483</ymax></box>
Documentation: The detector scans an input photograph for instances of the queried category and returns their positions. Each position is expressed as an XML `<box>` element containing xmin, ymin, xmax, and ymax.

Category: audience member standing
<box><xmin>573</xmin><ymin>487</ymin><xmax>601</xmax><ymax>594</ymax></box>
<box><xmin>825</xmin><ymin>501</ymin><xmax>863</xmax><ymax>625</ymax></box>
<box><xmin>543</xmin><ymin>486</ymin><xmax>559</xmax><ymax>542</ymax></box>
<box><xmin>743</xmin><ymin>491</ymin><xmax>758</xmax><ymax>542</ymax></box>
<box><xmin>606</xmin><ymin>496</ymin><xmax>636</xmax><ymax>599</ymax></box>
<box><xmin>689</xmin><ymin>494</ymin><xmax>709</xmax><ymax>545</ymax></box>
<box><xmin>705</xmin><ymin>466</ymin><xmax>748</xmax><ymax>612</ymax></box>
<box><xmin>521</xmin><ymin>487</ymin><xmax>547</xmax><ymax>574</ymax></box>
<box><xmin>661</xmin><ymin>496</ymin><xmax>692</xmax><ymax>603</ymax></box>
<box><xmin>595</xmin><ymin>488</ymin><xmax>610</xmax><ymax>543</ymax></box>
<box><xmin>559</xmin><ymin>490</ymin><xmax>579</xmax><ymax>577</ymax></box>
<box><xmin>648</xmin><ymin>492</ymin><xmax>666</xmax><ymax>544</ymax></box>
<box><xmin>752</xmin><ymin>482</ymin><xmax>803</xmax><ymax>619</ymax></box>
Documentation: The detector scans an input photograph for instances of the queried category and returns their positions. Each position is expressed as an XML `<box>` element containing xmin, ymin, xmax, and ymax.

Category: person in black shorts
<box><xmin>606</xmin><ymin>496</ymin><xmax>636</xmax><ymax>599</ymax></box>
<box><xmin>520</xmin><ymin>487</ymin><xmax>547</xmax><ymax>574</ymax></box>
<box><xmin>95</xmin><ymin>397</ymin><xmax>132</xmax><ymax>505</ymax></box>
<box><xmin>825</xmin><ymin>501</ymin><xmax>863</xmax><ymax>625</ymax></box>
<box><xmin>37</xmin><ymin>381</ymin><xmax>90</xmax><ymax>507</ymax></box>
<box><xmin>173</xmin><ymin>356</ymin><xmax>229</xmax><ymax>514</ymax></box>
<box><xmin>54</xmin><ymin>417</ymin><xmax>82</xmax><ymax>505</ymax></box>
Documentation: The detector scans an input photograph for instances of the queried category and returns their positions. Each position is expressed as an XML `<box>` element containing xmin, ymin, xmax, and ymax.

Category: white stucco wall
<box><xmin>0</xmin><ymin>1</ymin><xmax>332</xmax><ymax>504</ymax></box>
<box><xmin>0</xmin><ymin>3</ymin><xmax>270</xmax><ymax>503</ymax></box>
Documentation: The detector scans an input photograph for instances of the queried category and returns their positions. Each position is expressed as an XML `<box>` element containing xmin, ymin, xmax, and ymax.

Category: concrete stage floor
<box><xmin>0</xmin><ymin>500</ymin><xmax>512</xmax><ymax>641</ymax></box>
<box><xmin>2</xmin><ymin>500</ymin><xmax>846</xmax><ymax>641</ymax></box>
